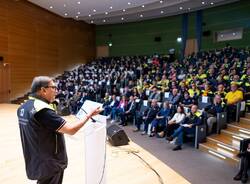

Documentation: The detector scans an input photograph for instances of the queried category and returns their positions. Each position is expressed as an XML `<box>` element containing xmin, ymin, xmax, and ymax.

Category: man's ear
<box><xmin>40</xmin><ymin>87</ymin><xmax>46</xmax><ymax>94</ymax></box>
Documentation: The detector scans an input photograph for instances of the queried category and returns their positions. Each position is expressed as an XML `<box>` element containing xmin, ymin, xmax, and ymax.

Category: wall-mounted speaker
<box><xmin>154</xmin><ymin>36</ymin><xmax>162</xmax><ymax>42</ymax></box>
<box><xmin>203</xmin><ymin>30</ymin><xmax>211</xmax><ymax>37</ymax></box>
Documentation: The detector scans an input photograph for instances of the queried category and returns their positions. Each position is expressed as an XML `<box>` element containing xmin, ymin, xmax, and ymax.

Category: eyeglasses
<box><xmin>45</xmin><ymin>86</ymin><xmax>58</xmax><ymax>90</ymax></box>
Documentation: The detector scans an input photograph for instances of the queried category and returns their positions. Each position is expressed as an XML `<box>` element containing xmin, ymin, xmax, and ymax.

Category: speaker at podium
<box><xmin>107</xmin><ymin>124</ymin><xmax>129</xmax><ymax>146</ymax></box>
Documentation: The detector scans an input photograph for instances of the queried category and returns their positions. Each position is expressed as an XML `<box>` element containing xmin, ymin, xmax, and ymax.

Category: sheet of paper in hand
<box><xmin>76</xmin><ymin>100</ymin><xmax>103</xmax><ymax>120</ymax></box>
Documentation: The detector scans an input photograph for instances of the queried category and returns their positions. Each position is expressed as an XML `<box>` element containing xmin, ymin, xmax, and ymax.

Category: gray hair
<box><xmin>31</xmin><ymin>76</ymin><xmax>52</xmax><ymax>93</ymax></box>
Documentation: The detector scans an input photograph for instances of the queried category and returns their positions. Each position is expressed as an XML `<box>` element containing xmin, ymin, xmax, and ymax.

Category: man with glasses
<box><xmin>17</xmin><ymin>76</ymin><xmax>101</xmax><ymax>184</ymax></box>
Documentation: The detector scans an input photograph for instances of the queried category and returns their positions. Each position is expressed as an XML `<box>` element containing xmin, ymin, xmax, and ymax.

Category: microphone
<box><xmin>81</xmin><ymin>108</ymin><xmax>96</xmax><ymax>122</ymax></box>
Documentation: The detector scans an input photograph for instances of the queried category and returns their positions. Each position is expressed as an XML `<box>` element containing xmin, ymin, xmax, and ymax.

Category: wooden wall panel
<box><xmin>0</xmin><ymin>0</ymin><xmax>95</xmax><ymax>100</ymax></box>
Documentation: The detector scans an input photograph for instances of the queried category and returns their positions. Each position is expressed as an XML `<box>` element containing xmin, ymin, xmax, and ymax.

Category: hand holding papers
<box><xmin>182</xmin><ymin>124</ymin><xmax>191</xmax><ymax>128</ymax></box>
<box><xmin>76</xmin><ymin>100</ymin><xmax>103</xmax><ymax>122</ymax></box>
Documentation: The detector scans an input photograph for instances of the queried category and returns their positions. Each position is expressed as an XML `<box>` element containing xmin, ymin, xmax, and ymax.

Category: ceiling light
<box><xmin>88</xmin><ymin>14</ymin><xmax>91</xmax><ymax>17</ymax></box>
<box><xmin>105</xmin><ymin>12</ymin><xmax>108</xmax><ymax>15</ymax></box>
<box><xmin>63</xmin><ymin>4</ymin><xmax>66</xmax><ymax>7</ymax></box>
<box><xmin>220</xmin><ymin>34</ymin><xmax>224</xmax><ymax>38</ymax></box>
<box><xmin>233</xmin><ymin>32</ymin><xmax>236</xmax><ymax>36</ymax></box>
<box><xmin>202</xmin><ymin>1</ymin><xmax>205</xmax><ymax>4</ymax></box>
<box><xmin>128</xmin><ymin>2</ymin><xmax>131</xmax><ymax>5</ymax></box>
<box><xmin>123</xmin><ymin>9</ymin><xmax>126</xmax><ymax>12</ymax></box>
<box><xmin>142</xmin><ymin>5</ymin><xmax>145</xmax><ymax>8</ymax></box>
<box><xmin>103</xmin><ymin>20</ymin><xmax>106</xmax><ymax>22</ymax></box>
<box><xmin>49</xmin><ymin>6</ymin><xmax>53</xmax><ymax>9</ymax></box>
<box><xmin>77</xmin><ymin>1</ymin><xmax>81</xmax><ymax>5</ymax></box>
<box><xmin>210</xmin><ymin>2</ymin><xmax>214</xmax><ymax>5</ymax></box>
<box><xmin>161</xmin><ymin>10</ymin><xmax>164</xmax><ymax>14</ymax></box>
<box><xmin>110</xmin><ymin>6</ymin><xmax>112</xmax><ymax>9</ymax></box>
<box><xmin>121</xmin><ymin>17</ymin><xmax>124</xmax><ymax>20</ymax></box>
<box><xmin>177</xmin><ymin>37</ymin><xmax>182</xmax><ymax>42</ymax></box>
<box><xmin>76</xmin><ymin>16</ymin><xmax>79</xmax><ymax>19</ymax></box>
<box><xmin>77</xmin><ymin>12</ymin><xmax>81</xmax><ymax>15</ymax></box>
<box><xmin>188</xmin><ymin>8</ymin><xmax>191</xmax><ymax>11</ymax></box>
<box><xmin>93</xmin><ymin>9</ymin><xmax>96</xmax><ymax>12</ymax></box>
<box><xmin>140</xmin><ymin>14</ymin><xmax>143</xmax><ymax>18</ymax></box>
<box><xmin>160</xmin><ymin>0</ymin><xmax>163</xmax><ymax>3</ymax></box>
<box><xmin>91</xmin><ymin>20</ymin><xmax>94</xmax><ymax>23</ymax></box>
<box><xmin>64</xmin><ymin>13</ymin><xmax>68</xmax><ymax>16</ymax></box>
<box><xmin>179</xmin><ymin>7</ymin><xmax>183</xmax><ymax>10</ymax></box>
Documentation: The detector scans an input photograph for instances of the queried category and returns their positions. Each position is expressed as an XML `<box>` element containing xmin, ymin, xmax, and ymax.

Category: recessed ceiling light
<box><xmin>49</xmin><ymin>6</ymin><xmax>53</xmax><ymax>9</ymax></box>
<box><xmin>88</xmin><ymin>14</ymin><xmax>91</xmax><ymax>17</ymax></box>
<box><xmin>177</xmin><ymin>37</ymin><xmax>182</xmax><ymax>42</ymax></box>
<box><xmin>110</xmin><ymin>6</ymin><xmax>113</xmax><ymax>9</ymax></box>
<box><xmin>77</xmin><ymin>12</ymin><xmax>81</xmax><ymax>15</ymax></box>
<box><xmin>91</xmin><ymin>20</ymin><xmax>94</xmax><ymax>23</ymax></box>
<box><xmin>161</xmin><ymin>10</ymin><xmax>164</xmax><ymax>14</ymax></box>
<box><xmin>128</xmin><ymin>2</ymin><xmax>131</xmax><ymax>5</ymax></box>
<box><xmin>202</xmin><ymin>1</ymin><xmax>205</xmax><ymax>4</ymax></box>
<box><xmin>103</xmin><ymin>20</ymin><xmax>106</xmax><ymax>22</ymax></box>
<box><xmin>210</xmin><ymin>2</ymin><xmax>214</xmax><ymax>5</ymax></box>
<box><xmin>105</xmin><ymin>12</ymin><xmax>108</xmax><ymax>15</ymax></box>
<box><xmin>142</xmin><ymin>5</ymin><xmax>145</xmax><ymax>8</ymax></box>
<box><xmin>64</xmin><ymin>13</ymin><xmax>68</xmax><ymax>16</ymax></box>
<box><xmin>140</xmin><ymin>14</ymin><xmax>143</xmax><ymax>18</ymax></box>
<box><xmin>93</xmin><ymin>9</ymin><xmax>96</xmax><ymax>12</ymax></box>
<box><xmin>179</xmin><ymin>7</ymin><xmax>183</xmax><ymax>10</ymax></box>
<box><xmin>77</xmin><ymin>1</ymin><xmax>81</xmax><ymax>5</ymax></box>
<box><xmin>63</xmin><ymin>4</ymin><xmax>66</xmax><ymax>7</ymax></box>
<box><xmin>123</xmin><ymin>9</ymin><xmax>126</xmax><ymax>12</ymax></box>
<box><xmin>160</xmin><ymin>0</ymin><xmax>163</xmax><ymax>4</ymax></box>
<box><xmin>121</xmin><ymin>17</ymin><xmax>124</xmax><ymax>20</ymax></box>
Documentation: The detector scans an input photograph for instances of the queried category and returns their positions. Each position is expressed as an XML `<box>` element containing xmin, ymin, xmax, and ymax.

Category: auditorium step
<box><xmin>199</xmin><ymin>116</ymin><xmax>250</xmax><ymax>165</ymax></box>
<box><xmin>245</xmin><ymin>113</ymin><xmax>250</xmax><ymax>119</ymax></box>
<box><xmin>199</xmin><ymin>141</ymin><xmax>239</xmax><ymax>165</ymax></box>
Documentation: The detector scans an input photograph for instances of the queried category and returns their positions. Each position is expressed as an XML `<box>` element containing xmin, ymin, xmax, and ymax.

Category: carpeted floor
<box><xmin>117</xmin><ymin>124</ymin><xmax>245</xmax><ymax>184</ymax></box>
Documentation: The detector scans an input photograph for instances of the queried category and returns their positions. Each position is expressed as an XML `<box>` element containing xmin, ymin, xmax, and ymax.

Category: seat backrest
<box><xmin>198</xmin><ymin>96</ymin><xmax>212</xmax><ymax>109</ymax></box>
<box><xmin>163</xmin><ymin>92</ymin><xmax>170</xmax><ymax>102</ymax></box>
<box><xmin>236</xmin><ymin>101</ymin><xmax>246</xmax><ymax>122</ymax></box>
<box><xmin>216</xmin><ymin>112</ymin><xmax>227</xmax><ymax>134</ymax></box>
<box><xmin>138</xmin><ymin>100</ymin><xmax>148</xmax><ymax>113</ymax></box>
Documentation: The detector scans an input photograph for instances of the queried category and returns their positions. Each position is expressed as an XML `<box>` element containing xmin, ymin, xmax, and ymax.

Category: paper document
<box><xmin>76</xmin><ymin>100</ymin><xmax>103</xmax><ymax>119</ymax></box>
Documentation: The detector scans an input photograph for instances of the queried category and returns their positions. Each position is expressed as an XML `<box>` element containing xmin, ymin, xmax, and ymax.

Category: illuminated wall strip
<box><xmin>232</xmin><ymin>135</ymin><xmax>243</xmax><ymax>140</ymax></box>
<box><xmin>239</xmin><ymin>129</ymin><xmax>250</xmax><ymax>135</ymax></box>
<box><xmin>217</xmin><ymin>143</ymin><xmax>235</xmax><ymax>152</ymax></box>
<box><xmin>208</xmin><ymin>150</ymin><xmax>226</xmax><ymax>159</ymax></box>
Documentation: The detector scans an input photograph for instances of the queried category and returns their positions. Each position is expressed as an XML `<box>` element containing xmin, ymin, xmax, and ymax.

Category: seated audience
<box><xmin>168</xmin><ymin>88</ymin><xmax>181</xmax><ymax>106</ymax></box>
<box><xmin>205</xmin><ymin>95</ymin><xmax>224</xmax><ymax>134</ymax></box>
<box><xmin>103</xmin><ymin>95</ymin><xmax>119</xmax><ymax>117</ymax></box>
<box><xmin>225</xmin><ymin>83</ymin><xmax>243</xmax><ymax>121</ymax></box>
<box><xmin>179</xmin><ymin>91</ymin><xmax>194</xmax><ymax>108</ymax></box>
<box><xmin>118</xmin><ymin>96</ymin><xmax>136</xmax><ymax>126</ymax></box>
<box><xmin>111</xmin><ymin>95</ymin><xmax>128</xmax><ymax>123</ymax></box>
<box><xmin>163</xmin><ymin>106</ymin><xmax>186</xmax><ymax>138</ymax></box>
<box><xmin>148</xmin><ymin>86</ymin><xmax>161</xmax><ymax>102</ymax></box>
<box><xmin>149</xmin><ymin>101</ymin><xmax>172</xmax><ymax>137</ymax></box>
<box><xmin>166</xmin><ymin>105</ymin><xmax>202</xmax><ymax>151</ymax></box>
<box><xmin>134</xmin><ymin>99</ymin><xmax>160</xmax><ymax>135</ymax></box>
